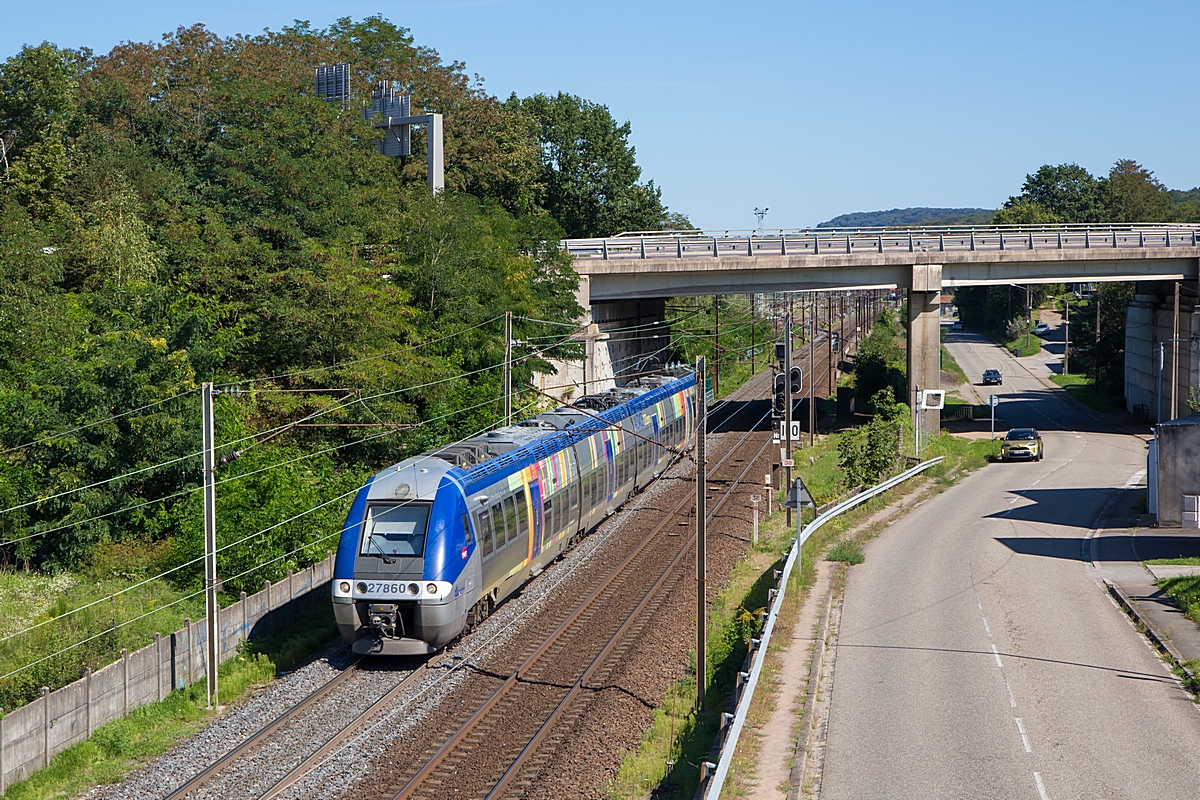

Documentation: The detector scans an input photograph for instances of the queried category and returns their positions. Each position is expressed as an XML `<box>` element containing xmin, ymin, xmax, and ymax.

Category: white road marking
<box><xmin>1014</xmin><ymin>718</ymin><xmax>1033</xmax><ymax>752</ymax></box>
<box><xmin>991</xmin><ymin>644</ymin><xmax>1004</xmax><ymax>668</ymax></box>
<box><xmin>1009</xmin><ymin>496</ymin><xmax>1020</xmax><ymax>505</ymax></box>
<box><xmin>1033</xmin><ymin>771</ymin><xmax>1051</xmax><ymax>800</ymax></box>
<box><xmin>976</xmin><ymin>595</ymin><xmax>983</xmax><ymax>611</ymax></box>
<box><xmin>982</xmin><ymin>617</ymin><xmax>992</xmax><ymax>637</ymax></box>
<box><xmin>1003</xmin><ymin>677</ymin><xmax>1018</xmax><ymax>708</ymax></box>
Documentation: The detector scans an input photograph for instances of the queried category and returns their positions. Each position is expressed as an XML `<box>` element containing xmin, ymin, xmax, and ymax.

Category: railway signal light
<box><xmin>773</xmin><ymin>373</ymin><xmax>786</xmax><ymax>416</ymax></box>
<box><xmin>775</xmin><ymin>342</ymin><xmax>786</xmax><ymax>365</ymax></box>
<box><xmin>790</xmin><ymin>366</ymin><xmax>803</xmax><ymax>395</ymax></box>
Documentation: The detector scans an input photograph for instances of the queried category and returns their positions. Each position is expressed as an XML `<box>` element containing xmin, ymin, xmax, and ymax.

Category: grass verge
<box><xmin>1156</xmin><ymin>575</ymin><xmax>1200</xmax><ymax>625</ymax></box>
<box><xmin>1</xmin><ymin>601</ymin><xmax>338</xmax><ymax>800</ymax></box>
<box><xmin>941</xmin><ymin>344</ymin><xmax>968</xmax><ymax>386</ymax></box>
<box><xmin>1049</xmin><ymin>373</ymin><xmax>1125</xmax><ymax>413</ymax></box>
<box><xmin>1005</xmin><ymin>336</ymin><xmax>1042</xmax><ymax>358</ymax></box>
<box><xmin>1146</xmin><ymin>558</ymin><xmax>1200</xmax><ymax>566</ymax></box>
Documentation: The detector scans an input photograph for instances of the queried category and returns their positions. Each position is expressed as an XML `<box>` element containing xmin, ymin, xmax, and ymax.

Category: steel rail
<box><xmin>485</xmin><ymin>432</ymin><xmax>776</xmax><ymax>800</ymax></box>
<box><xmin>256</xmin><ymin>657</ymin><xmax>447</xmax><ymax>800</ymax></box>
<box><xmin>390</xmin><ymin>407</ymin><xmax>774</xmax><ymax>800</ymax></box>
<box><xmin>164</xmin><ymin>658</ymin><xmax>365</xmax><ymax>799</ymax></box>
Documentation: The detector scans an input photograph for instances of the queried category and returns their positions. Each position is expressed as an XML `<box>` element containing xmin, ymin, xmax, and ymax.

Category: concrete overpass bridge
<box><xmin>558</xmin><ymin>224</ymin><xmax>1200</xmax><ymax>428</ymax></box>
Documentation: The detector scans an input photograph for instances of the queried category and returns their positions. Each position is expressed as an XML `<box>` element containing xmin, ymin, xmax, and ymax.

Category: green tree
<box><xmin>1003</xmin><ymin>163</ymin><xmax>1109</xmax><ymax>223</ymax></box>
<box><xmin>992</xmin><ymin>199</ymin><xmax>1060</xmax><ymax>225</ymax></box>
<box><xmin>1107</xmin><ymin>159</ymin><xmax>1173</xmax><ymax>222</ymax></box>
<box><xmin>514</xmin><ymin>92</ymin><xmax>670</xmax><ymax>238</ymax></box>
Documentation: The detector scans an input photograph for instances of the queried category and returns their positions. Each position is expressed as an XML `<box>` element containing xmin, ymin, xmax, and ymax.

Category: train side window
<box><xmin>544</xmin><ymin>497</ymin><xmax>554</xmax><ymax>536</ymax></box>
<box><xmin>461</xmin><ymin>514</ymin><xmax>473</xmax><ymax>547</ymax></box>
<box><xmin>515</xmin><ymin>491</ymin><xmax>529</xmax><ymax>536</ymax></box>
<box><xmin>491</xmin><ymin>502</ymin><xmax>506</xmax><ymax>550</ymax></box>
<box><xmin>503</xmin><ymin>496</ymin><xmax>518</xmax><ymax>544</ymax></box>
<box><xmin>478</xmin><ymin>510</ymin><xmax>493</xmax><ymax>557</ymax></box>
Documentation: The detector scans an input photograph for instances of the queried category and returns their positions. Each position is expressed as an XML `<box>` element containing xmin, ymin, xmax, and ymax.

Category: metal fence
<box><xmin>0</xmin><ymin>555</ymin><xmax>335</xmax><ymax>794</ymax></box>
<box><xmin>698</xmin><ymin>457</ymin><xmax>944</xmax><ymax>799</ymax></box>
<box><xmin>563</xmin><ymin>224</ymin><xmax>1200</xmax><ymax>262</ymax></box>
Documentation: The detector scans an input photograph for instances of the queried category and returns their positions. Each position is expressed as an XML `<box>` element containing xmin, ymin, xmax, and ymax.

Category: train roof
<box><xmin>424</xmin><ymin>369</ymin><xmax>695</xmax><ymax>495</ymax></box>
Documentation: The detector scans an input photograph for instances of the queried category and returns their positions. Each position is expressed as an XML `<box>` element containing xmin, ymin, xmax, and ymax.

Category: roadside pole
<box><xmin>201</xmin><ymin>382</ymin><xmax>219</xmax><ymax>710</ymax></box>
<box><xmin>1172</xmin><ymin>282</ymin><xmax>1180</xmax><ymax>420</ymax></box>
<box><xmin>784</xmin><ymin>314</ymin><xmax>793</xmax><ymax>527</ymax></box>
<box><xmin>695</xmin><ymin>356</ymin><xmax>707</xmax><ymax>711</ymax></box>
<box><xmin>808</xmin><ymin>297</ymin><xmax>816</xmax><ymax>448</ymax></box>
<box><xmin>503</xmin><ymin>311</ymin><xmax>513</xmax><ymax>426</ymax></box>
<box><xmin>989</xmin><ymin>394</ymin><xmax>999</xmax><ymax>439</ymax></box>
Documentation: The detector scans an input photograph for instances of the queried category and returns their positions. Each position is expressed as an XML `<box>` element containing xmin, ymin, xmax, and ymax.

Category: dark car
<box><xmin>1002</xmin><ymin>428</ymin><xmax>1044</xmax><ymax>461</ymax></box>
<box><xmin>982</xmin><ymin>369</ymin><xmax>1003</xmax><ymax>385</ymax></box>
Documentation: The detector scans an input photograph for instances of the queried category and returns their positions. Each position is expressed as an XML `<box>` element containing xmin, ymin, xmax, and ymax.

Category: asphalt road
<box><xmin>819</xmin><ymin>331</ymin><xmax>1200</xmax><ymax>799</ymax></box>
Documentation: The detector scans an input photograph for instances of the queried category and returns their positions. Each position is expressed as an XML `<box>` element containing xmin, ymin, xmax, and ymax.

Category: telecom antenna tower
<box><xmin>314</xmin><ymin>63</ymin><xmax>444</xmax><ymax>193</ymax></box>
<box><xmin>754</xmin><ymin>206</ymin><xmax>769</xmax><ymax>232</ymax></box>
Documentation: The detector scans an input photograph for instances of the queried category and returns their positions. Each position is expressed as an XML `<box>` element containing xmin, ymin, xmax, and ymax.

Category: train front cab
<box><xmin>333</xmin><ymin>467</ymin><xmax>479</xmax><ymax>655</ymax></box>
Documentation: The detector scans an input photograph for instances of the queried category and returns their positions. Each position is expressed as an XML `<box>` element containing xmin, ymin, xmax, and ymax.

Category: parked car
<box><xmin>1002</xmin><ymin>428</ymin><xmax>1044</xmax><ymax>461</ymax></box>
<box><xmin>1035</xmin><ymin>322</ymin><xmax>1050</xmax><ymax>335</ymax></box>
<box><xmin>952</xmin><ymin>321</ymin><xmax>964</xmax><ymax>331</ymax></box>
<box><xmin>982</xmin><ymin>369</ymin><xmax>1003</xmax><ymax>385</ymax></box>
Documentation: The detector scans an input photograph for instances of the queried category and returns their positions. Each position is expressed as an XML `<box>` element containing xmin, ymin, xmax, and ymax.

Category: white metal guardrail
<box><xmin>562</xmin><ymin>224</ymin><xmax>1200</xmax><ymax>262</ymax></box>
<box><xmin>700</xmin><ymin>456</ymin><xmax>945</xmax><ymax>799</ymax></box>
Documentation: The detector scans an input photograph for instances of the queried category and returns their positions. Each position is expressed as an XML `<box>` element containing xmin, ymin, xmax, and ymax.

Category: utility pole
<box><xmin>201</xmin><ymin>382</ymin><xmax>219</xmax><ymax>710</ymax></box>
<box><xmin>503</xmin><ymin>311</ymin><xmax>513</xmax><ymax>426</ymax></box>
<box><xmin>826</xmin><ymin>294</ymin><xmax>833</xmax><ymax>396</ymax></box>
<box><xmin>750</xmin><ymin>294</ymin><xmax>756</xmax><ymax>375</ymax></box>
<box><xmin>809</xmin><ymin>297</ymin><xmax>816</xmax><ymax>448</ymax></box>
<box><xmin>784</xmin><ymin>313</ymin><xmax>793</xmax><ymax>527</ymax></box>
<box><xmin>1063</xmin><ymin>296</ymin><xmax>1070</xmax><ymax>375</ymax></box>
<box><xmin>713</xmin><ymin>296</ymin><xmax>721</xmax><ymax>399</ymax></box>
<box><xmin>1094</xmin><ymin>293</ymin><xmax>1101</xmax><ymax>387</ymax></box>
<box><xmin>1025</xmin><ymin>286</ymin><xmax>1032</xmax><ymax>352</ymax></box>
<box><xmin>694</xmin><ymin>355</ymin><xmax>707</xmax><ymax>711</ymax></box>
<box><xmin>1172</xmin><ymin>282</ymin><xmax>1181</xmax><ymax>420</ymax></box>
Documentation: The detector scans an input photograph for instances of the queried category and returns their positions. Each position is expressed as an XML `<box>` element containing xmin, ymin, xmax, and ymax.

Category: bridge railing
<box><xmin>562</xmin><ymin>224</ymin><xmax>1200</xmax><ymax>261</ymax></box>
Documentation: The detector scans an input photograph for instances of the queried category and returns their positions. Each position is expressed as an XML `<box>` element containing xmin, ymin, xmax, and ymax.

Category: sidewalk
<box><xmin>1093</xmin><ymin>487</ymin><xmax>1200</xmax><ymax>673</ymax></box>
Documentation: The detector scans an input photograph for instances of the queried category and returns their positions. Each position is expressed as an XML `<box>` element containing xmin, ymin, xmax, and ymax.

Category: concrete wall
<box><xmin>0</xmin><ymin>555</ymin><xmax>334</xmax><ymax>794</ymax></box>
<box><xmin>1125</xmin><ymin>281</ymin><xmax>1199</xmax><ymax>422</ymax></box>
<box><xmin>1155</xmin><ymin>415</ymin><xmax>1200</xmax><ymax>527</ymax></box>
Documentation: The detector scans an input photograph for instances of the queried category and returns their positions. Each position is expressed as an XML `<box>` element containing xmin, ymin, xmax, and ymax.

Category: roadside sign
<box><xmin>920</xmin><ymin>390</ymin><xmax>945</xmax><ymax>410</ymax></box>
<box><xmin>784</xmin><ymin>477</ymin><xmax>815</xmax><ymax>509</ymax></box>
<box><xmin>988</xmin><ymin>394</ymin><xmax>999</xmax><ymax>408</ymax></box>
<box><xmin>778</xmin><ymin>421</ymin><xmax>802</xmax><ymax>441</ymax></box>
<box><xmin>782</xmin><ymin>459</ymin><xmax>795</xmax><ymax>468</ymax></box>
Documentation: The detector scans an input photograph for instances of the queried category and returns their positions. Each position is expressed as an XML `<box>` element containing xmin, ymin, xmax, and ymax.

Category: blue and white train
<box><xmin>332</xmin><ymin>369</ymin><xmax>699</xmax><ymax>655</ymax></box>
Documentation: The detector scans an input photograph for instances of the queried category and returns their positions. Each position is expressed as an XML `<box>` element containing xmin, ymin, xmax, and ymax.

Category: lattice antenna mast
<box><xmin>754</xmin><ymin>206</ymin><xmax>769</xmax><ymax>232</ymax></box>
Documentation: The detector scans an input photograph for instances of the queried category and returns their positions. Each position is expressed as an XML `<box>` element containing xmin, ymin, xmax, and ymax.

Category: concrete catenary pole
<box><xmin>695</xmin><ymin>356</ymin><xmax>707</xmax><ymax>710</ymax></box>
<box><xmin>784</xmin><ymin>313</ymin><xmax>793</xmax><ymax>527</ymax></box>
<box><xmin>201</xmin><ymin>382</ymin><xmax>219</xmax><ymax>710</ymax></box>
<box><xmin>503</xmin><ymin>311</ymin><xmax>513</xmax><ymax>426</ymax></box>
<box><xmin>713</xmin><ymin>296</ymin><xmax>721</xmax><ymax>399</ymax></box>
<box><xmin>809</xmin><ymin>296</ymin><xmax>816</xmax><ymax>448</ymax></box>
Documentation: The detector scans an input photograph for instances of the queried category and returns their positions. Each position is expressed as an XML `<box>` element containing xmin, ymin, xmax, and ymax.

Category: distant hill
<box><xmin>818</xmin><ymin>207</ymin><xmax>995</xmax><ymax>228</ymax></box>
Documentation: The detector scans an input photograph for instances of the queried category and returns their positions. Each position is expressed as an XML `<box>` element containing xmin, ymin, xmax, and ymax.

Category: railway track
<box><xmin>370</xmin><ymin>403</ymin><xmax>774</xmax><ymax>799</ymax></box>
<box><xmin>161</xmin><ymin>369</ymin><xmax>773</xmax><ymax>800</ymax></box>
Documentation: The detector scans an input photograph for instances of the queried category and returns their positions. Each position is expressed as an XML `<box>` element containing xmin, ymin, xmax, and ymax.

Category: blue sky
<box><xmin>6</xmin><ymin>1</ymin><xmax>1198</xmax><ymax>230</ymax></box>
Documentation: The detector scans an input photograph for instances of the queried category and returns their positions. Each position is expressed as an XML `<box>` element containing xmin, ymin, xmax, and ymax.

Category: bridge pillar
<box><xmin>907</xmin><ymin>264</ymin><xmax>943</xmax><ymax>435</ymax></box>
<box><xmin>1125</xmin><ymin>280</ymin><xmax>1198</xmax><ymax>422</ymax></box>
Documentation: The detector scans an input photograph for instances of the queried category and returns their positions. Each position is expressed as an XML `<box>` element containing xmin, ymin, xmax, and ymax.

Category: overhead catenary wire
<box><xmin>216</xmin><ymin>313</ymin><xmax>506</xmax><ymax>388</ymax></box>
<box><xmin>0</xmin><ymin>387</ymin><xmax>200</xmax><ymax>458</ymax></box>
<box><xmin>0</xmin><ymin>327</ymin><xmax>586</xmax><ymax>523</ymax></box>
<box><xmin>0</xmin><ymin>396</ymin><xmax>545</xmax><ymax>660</ymax></box>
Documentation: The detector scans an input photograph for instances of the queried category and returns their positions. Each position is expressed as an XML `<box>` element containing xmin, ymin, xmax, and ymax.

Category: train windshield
<box><xmin>360</xmin><ymin>503</ymin><xmax>430</xmax><ymax>557</ymax></box>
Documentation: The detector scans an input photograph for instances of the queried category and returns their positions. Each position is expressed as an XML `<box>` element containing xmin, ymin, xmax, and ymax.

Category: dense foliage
<box><xmin>960</xmin><ymin>159</ymin><xmax>1198</xmax><ymax>399</ymax></box>
<box><xmin>0</xmin><ymin>17</ymin><xmax>681</xmax><ymax>593</ymax></box>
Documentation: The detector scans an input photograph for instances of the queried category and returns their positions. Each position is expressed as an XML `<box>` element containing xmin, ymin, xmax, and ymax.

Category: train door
<box><xmin>529</xmin><ymin>477</ymin><xmax>544</xmax><ymax>558</ymax></box>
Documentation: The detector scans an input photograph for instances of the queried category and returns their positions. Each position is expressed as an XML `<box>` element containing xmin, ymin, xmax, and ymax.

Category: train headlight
<box><xmin>356</xmin><ymin>582</ymin><xmax>368</xmax><ymax>594</ymax></box>
<box><xmin>338</xmin><ymin>581</ymin><xmax>351</xmax><ymax>593</ymax></box>
<box><xmin>427</xmin><ymin>583</ymin><xmax>438</xmax><ymax>595</ymax></box>
<box><xmin>408</xmin><ymin>583</ymin><xmax>419</xmax><ymax>595</ymax></box>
